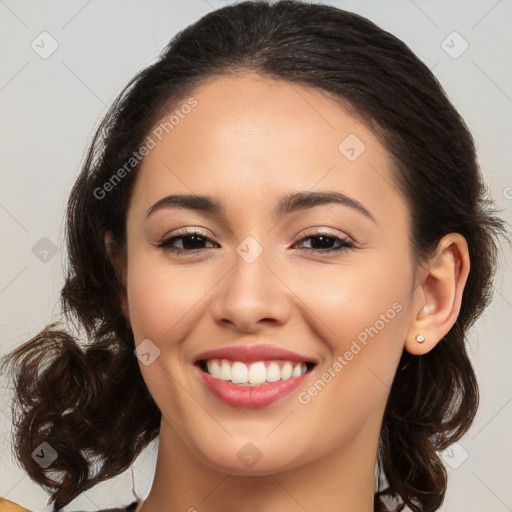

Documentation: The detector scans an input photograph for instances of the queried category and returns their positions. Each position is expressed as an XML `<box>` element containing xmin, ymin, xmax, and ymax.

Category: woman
<box><xmin>1</xmin><ymin>1</ymin><xmax>508</xmax><ymax>511</ymax></box>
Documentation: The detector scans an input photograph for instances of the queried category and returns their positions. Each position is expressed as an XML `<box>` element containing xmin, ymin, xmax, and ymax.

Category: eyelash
<box><xmin>156</xmin><ymin>229</ymin><xmax>355</xmax><ymax>256</ymax></box>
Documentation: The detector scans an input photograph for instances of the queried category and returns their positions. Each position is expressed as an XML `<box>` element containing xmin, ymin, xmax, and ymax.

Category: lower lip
<box><xmin>196</xmin><ymin>366</ymin><xmax>311</xmax><ymax>408</ymax></box>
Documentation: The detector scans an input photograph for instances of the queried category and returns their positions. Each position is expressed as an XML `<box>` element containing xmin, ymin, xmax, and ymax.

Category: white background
<box><xmin>1</xmin><ymin>1</ymin><xmax>511</xmax><ymax>511</ymax></box>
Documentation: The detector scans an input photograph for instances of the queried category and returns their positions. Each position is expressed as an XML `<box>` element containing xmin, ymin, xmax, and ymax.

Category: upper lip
<box><xmin>194</xmin><ymin>344</ymin><xmax>317</xmax><ymax>364</ymax></box>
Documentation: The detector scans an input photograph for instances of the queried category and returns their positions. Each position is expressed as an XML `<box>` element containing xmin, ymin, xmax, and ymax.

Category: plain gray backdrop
<box><xmin>1</xmin><ymin>1</ymin><xmax>511</xmax><ymax>511</ymax></box>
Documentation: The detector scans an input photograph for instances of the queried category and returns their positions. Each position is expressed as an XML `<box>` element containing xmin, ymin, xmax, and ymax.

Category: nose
<box><xmin>209</xmin><ymin>244</ymin><xmax>292</xmax><ymax>333</ymax></box>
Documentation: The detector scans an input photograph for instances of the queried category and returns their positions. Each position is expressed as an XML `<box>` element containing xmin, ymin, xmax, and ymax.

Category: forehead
<box><xmin>129</xmin><ymin>72</ymin><xmax>409</xmax><ymax>230</ymax></box>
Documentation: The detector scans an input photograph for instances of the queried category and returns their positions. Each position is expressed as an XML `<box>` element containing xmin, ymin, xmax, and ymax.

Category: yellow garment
<box><xmin>0</xmin><ymin>498</ymin><xmax>31</xmax><ymax>512</ymax></box>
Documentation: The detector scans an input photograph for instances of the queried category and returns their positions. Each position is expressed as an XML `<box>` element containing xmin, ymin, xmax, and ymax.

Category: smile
<box><xmin>193</xmin><ymin>344</ymin><xmax>317</xmax><ymax>408</ymax></box>
<box><xmin>199</xmin><ymin>359</ymin><xmax>313</xmax><ymax>385</ymax></box>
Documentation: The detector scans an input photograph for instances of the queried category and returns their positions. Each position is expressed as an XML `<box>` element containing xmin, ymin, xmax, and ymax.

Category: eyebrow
<box><xmin>145</xmin><ymin>191</ymin><xmax>376</xmax><ymax>224</ymax></box>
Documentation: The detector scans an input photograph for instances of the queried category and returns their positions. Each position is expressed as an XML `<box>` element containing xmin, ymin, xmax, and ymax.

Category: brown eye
<box><xmin>156</xmin><ymin>230</ymin><xmax>355</xmax><ymax>257</ymax></box>
<box><xmin>156</xmin><ymin>230</ymin><xmax>216</xmax><ymax>255</ymax></box>
<box><xmin>294</xmin><ymin>232</ymin><xmax>354</xmax><ymax>252</ymax></box>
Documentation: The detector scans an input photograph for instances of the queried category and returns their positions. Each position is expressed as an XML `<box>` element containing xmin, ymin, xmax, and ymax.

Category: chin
<box><xmin>200</xmin><ymin>449</ymin><xmax>299</xmax><ymax>476</ymax></box>
<box><xmin>188</xmin><ymin>434</ymin><xmax>306</xmax><ymax>475</ymax></box>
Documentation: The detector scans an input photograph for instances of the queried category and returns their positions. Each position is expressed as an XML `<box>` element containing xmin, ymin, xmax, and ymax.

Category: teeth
<box><xmin>292</xmin><ymin>363</ymin><xmax>303</xmax><ymax>377</ymax></box>
<box><xmin>203</xmin><ymin>359</ymin><xmax>309</xmax><ymax>385</ymax></box>
<box><xmin>219</xmin><ymin>361</ymin><xmax>231</xmax><ymax>380</ymax></box>
<box><xmin>281</xmin><ymin>361</ymin><xmax>293</xmax><ymax>380</ymax></box>
<box><xmin>248</xmin><ymin>361</ymin><xmax>266</xmax><ymax>384</ymax></box>
<box><xmin>231</xmin><ymin>361</ymin><xmax>248</xmax><ymax>384</ymax></box>
<box><xmin>267</xmin><ymin>362</ymin><xmax>281</xmax><ymax>382</ymax></box>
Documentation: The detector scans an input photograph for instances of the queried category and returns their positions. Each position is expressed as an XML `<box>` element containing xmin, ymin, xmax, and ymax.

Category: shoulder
<box><xmin>0</xmin><ymin>498</ymin><xmax>30</xmax><ymax>512</ymax></box>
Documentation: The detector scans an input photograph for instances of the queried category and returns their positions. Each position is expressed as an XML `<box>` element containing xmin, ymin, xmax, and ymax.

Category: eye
<box><xmin>293</xmin><ymin>232</ymin><xmax>355</xmax><ymax>252</ymax></box>
<box><xmin>156</xmin><ymin>229</ymin><xmax>216</xmax><ymax>256</ymax></box>
<box><xmin>156</xmin><ymin>229</ymin><xmax>355</xmax><ymax>256</ymax></box>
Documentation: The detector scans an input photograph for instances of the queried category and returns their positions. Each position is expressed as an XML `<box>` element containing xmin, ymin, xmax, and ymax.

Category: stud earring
<box><xmin>415</xmin><ymin>334</ymin><xmax>425</xmax><ymax>343</ymax></box>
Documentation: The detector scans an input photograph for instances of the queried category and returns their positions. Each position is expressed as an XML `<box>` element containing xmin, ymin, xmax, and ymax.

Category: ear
<box><xmin>405</xmin><ymin>233</ymin><xmax>470</xmax><ymax>355</ymax></box>
<box><xmin>105</xmin><ymin>231</ymin><xmax>130</xmax><ymax>325</ymax></box>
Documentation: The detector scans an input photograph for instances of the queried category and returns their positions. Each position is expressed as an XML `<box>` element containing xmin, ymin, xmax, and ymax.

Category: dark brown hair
<box><xmin>1</xmin><ymin>1</ymin><xmax>508</xmax><ymax>511</ymax></box>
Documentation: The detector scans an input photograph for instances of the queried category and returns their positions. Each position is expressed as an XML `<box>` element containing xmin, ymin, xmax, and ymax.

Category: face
<box><xmin>122</xmin><ymin>72</ymin><xmax>418</xmax><ymax>474</ymax></box>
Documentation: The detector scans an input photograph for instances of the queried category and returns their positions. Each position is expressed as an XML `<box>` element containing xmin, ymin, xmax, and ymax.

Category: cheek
<box><xmin>287</xmin><ymin>255</ymin><xmax>412</xmax><ymax>354</ymax></box>
<box><xmin>125</xmin><ymin>251</ymin><xmax>209</xmax><ymax>343</ymax></box>
<box><xmin>280</xmin><ymin>260</ymin><xmax>411</xmax><ymax>453</ymax></box>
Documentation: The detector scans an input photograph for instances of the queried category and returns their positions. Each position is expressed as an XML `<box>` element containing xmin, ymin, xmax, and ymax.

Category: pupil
<box><xmin>312</xmin><ymin>235</ymin><xmax>332</xmax><ymax>249</ymax></box>
<box><xmin>185</xmin><ymin>235</ymin><xmax>204</xmax><ymax>249</ymax></box>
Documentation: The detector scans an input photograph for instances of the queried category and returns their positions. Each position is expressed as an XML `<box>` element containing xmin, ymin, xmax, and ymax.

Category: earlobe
<box><xmin>405</xmin><ymin>233</ymin><xmax>470</xmax><ymax>356</ymax></box>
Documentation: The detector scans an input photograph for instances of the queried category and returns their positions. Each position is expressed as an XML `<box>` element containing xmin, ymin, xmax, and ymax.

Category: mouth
<box><xmin>193</xmin><ymin>344</ymin><xmax>318</xmax><ymax>408</ymax></box>
<box><xmin>193</xmin><ymin>345</ymin><xmax>318</xmax><ymax>408</ymax></box>
<box><xmin>195</xmin><ymin>359</ymin><xmax>317</xmax><ymax>386</ymax></box>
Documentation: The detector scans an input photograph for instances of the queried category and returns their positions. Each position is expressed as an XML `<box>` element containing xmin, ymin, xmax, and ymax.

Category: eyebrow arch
<box><xmin>145</xmin><ymin>191</ymin><xmax>376</xmax><ymax>224</ymax></box>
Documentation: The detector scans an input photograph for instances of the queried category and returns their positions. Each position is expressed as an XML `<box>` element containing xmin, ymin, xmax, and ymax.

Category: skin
<box><xmin>106</xmin><ymin>72</ymin><xmax>470</xmax><ymax>512</ymax></box>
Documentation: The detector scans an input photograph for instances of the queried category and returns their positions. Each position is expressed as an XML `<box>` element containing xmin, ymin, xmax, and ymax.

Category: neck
<box><xmin>139</xmin><ymin>408</ymin><xmax>383</xmax><ymax>512</ymax></box>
